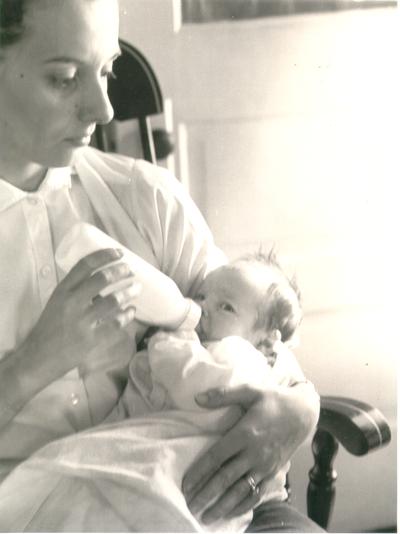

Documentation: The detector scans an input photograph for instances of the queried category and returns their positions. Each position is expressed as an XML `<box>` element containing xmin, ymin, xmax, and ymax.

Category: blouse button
<box><xmin>70</xmin><ymin>393</ymin><xmax>80</xmax><ymax>406</ymax></box>
<box><xmin>27</xmin><ymin>196</ymin><xmax>38</xmax><ymax>206</ymax></box>
<box><xmin>40</xmin><ymin>265</ymin><xmax>51</xmax><ymax>278</ymax></box>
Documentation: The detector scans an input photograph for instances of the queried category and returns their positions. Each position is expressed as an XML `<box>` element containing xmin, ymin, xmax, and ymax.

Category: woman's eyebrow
<box><xmin>44</xmin><ymin>51</ymin><xmax>121</xmax><ymax>65</ymax></box>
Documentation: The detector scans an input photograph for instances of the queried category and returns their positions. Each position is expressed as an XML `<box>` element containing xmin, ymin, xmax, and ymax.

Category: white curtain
<box><xmin>181</xmin><ymin>0</ymin><xmax>396</xmax><ymax>23</ymax></box>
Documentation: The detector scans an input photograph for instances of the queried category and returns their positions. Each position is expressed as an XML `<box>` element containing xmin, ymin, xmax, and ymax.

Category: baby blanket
<box><xmin>0</xmin><ymin>333</ymin><xmax>294</xmax><ymax>532</ymax></box>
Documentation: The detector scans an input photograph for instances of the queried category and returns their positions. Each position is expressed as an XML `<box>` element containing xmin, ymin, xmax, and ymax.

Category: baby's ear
<box><xmin>255</xmin><ymin>329</ymin><xmax>282</xmax><ymax>364</ymax></box>
<box><xmin>269</xmin><ymin>329</ymin><xmax>281</xmax><ymax>344</ymax></box>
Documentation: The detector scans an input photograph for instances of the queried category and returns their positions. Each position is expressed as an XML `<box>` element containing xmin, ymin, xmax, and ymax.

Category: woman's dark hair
<box><xmin>0</xmin><ymin>0</ymin><xmax>27</xmax><ymax>48</ymax></box>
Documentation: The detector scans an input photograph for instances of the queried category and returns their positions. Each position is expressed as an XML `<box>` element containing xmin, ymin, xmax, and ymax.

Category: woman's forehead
<box><xmin>20</xmin><ymin>0</ymin><xmax>120</xmax><ymax>63</ymax></box>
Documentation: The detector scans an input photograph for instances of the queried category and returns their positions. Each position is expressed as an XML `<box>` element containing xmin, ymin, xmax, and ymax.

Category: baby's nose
<box><xmin>200</xmin><ymin>304</ymin><xmax>209</xmax><ymax>318</ymax></box>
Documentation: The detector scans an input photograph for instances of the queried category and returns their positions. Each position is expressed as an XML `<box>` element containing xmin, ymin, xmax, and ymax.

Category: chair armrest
<box><xmin>307</xmin><ymin>396</ymin><xmax>391</xmax><ymax>529</ymax></box>
<box><xmin>318</xmin><ymin>396</ymin><xmax>391</xmax><ymax>455</ymax></box>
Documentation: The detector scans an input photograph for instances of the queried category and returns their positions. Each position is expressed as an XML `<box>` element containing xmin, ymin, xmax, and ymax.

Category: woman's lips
<box><xmin>65</xmin><ymin>135</ymin><xmax>91</xmax><ymax>146</ymax></box>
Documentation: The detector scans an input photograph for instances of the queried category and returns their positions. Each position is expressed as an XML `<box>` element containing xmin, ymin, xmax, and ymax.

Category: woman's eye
<box><xmin>220</xmin><ymin>302</ymin><xmax>235</xmax><ymax>313</ymax></box>
<box><xmin>194</xmin><ymin>293</ymin><xmax>205</xmax><ymax>302</ymax></box>
<box><xmin>48</xmin><ymin>74</ymin><xmax>78</xmax><ymax>91</ymax></box>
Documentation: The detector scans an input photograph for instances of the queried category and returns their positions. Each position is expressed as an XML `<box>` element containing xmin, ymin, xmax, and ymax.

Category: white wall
<box><xmin>118</xmin><ymin>3</ymin><xmax>397</xmax><ymax>531</ymax></box>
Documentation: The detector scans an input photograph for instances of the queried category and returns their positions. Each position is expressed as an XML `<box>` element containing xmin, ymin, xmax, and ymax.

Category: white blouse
<box><xmin>0</xmin><ymin>147</ymin><xmax>224</xmax><ymax>478</ymax></box>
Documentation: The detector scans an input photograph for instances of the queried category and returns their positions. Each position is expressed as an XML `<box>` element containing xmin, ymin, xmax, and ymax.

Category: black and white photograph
<box><xmin>0</xmin><ymin>0</ymin><xmax>396</xmax><ymax>532</ymax></box>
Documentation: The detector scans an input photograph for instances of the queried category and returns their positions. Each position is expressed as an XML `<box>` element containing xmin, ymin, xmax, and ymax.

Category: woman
<box><xmin>0</xmin><ymin>0</ymin><xmax>322</xmax><ymax>531</ymax></box>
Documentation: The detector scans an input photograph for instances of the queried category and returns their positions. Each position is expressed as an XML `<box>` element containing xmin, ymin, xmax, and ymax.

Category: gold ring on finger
<box><xmin>246</xmin><ymin>474</ymin><xmax>260</xmax><ymax>496</ymax></box>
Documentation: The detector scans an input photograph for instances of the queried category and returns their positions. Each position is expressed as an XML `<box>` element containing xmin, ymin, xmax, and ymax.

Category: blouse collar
<box><xmin>0</xmin><ymin>166</ymin><xmax>72</xmax><ymax>213</ymax></box>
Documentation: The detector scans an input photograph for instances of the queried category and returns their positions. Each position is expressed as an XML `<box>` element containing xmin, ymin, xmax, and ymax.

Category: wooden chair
<box><xmin>95</xmin><ymin>39</ymin><xmax>164</xmax><ymax>163</ymax></box>
<box><xmin>307</xmin><ymin>396</ymin><xmax>391</xmax><ymax>529</ymax></box>
<box><xmin>97</xmin><ymin>39</ymin><xmax>392</xmax><ymax>531</ymax></box>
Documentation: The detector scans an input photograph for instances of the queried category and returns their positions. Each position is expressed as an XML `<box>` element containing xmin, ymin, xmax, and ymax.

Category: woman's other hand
<box><xmin>182</xmin><ymin>383</ymin><xmax>319</xmax><ymax>524</ymax></box>
<box><xmin>0</xmin><ymin>248</ymin><xmax>140</xmax><ymax>424</ymax></box>
<box><xmin>29</xmin><ymin>248</ymin><xmax>139</xmax><ymax>371</ymax></box>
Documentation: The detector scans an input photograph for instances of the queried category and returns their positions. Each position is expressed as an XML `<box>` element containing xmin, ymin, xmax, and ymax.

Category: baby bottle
<box><xmin>55</xmin><ymin>222</ymin><xmax>201</xmax><ymax>330</ymax></box>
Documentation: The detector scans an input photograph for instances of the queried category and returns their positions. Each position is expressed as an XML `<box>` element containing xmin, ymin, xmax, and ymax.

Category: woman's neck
<box><xmin>0</xmin><ymin>159</ymin><xmax>48</xmax><ymax>192</ymax></box>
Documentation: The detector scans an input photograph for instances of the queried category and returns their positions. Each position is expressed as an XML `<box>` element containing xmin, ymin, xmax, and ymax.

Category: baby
<box><xmin>195</xmin><ymin>250</ymin><xmax>302</xmax><ymax>367</ymax></box>
<box><xmin>130</xmin><ymin>250</ymin><xmax>306</xmax><ymax>417</ymax></box>
<box><xmin>196</xmin><ymin>251</ymin><xmax>301</xmax><ymax>353</ymax></box>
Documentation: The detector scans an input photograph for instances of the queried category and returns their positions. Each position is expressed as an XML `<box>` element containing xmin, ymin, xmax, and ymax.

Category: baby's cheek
<box><xmin>220</xmin><ymin>318</ymin><xmax>239</xmax><ymax>337</ymax></box>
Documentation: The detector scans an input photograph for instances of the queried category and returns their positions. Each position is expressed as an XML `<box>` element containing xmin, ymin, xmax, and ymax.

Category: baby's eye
<box><xmin>194</xmin><ymin>293</ymin><xmax>205</xmax><ymax>302</ymax></box>
<box><xmin>220</xmin><ymin>302</ymin><xmax>235</xmax><ymax>313</ymax></box>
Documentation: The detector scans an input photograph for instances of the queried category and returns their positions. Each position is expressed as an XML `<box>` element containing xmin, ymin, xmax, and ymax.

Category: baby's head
<box><xmin>195</xmin><ymin>251</ymin><xmax>302</xmax><ymax>355</ymax></box>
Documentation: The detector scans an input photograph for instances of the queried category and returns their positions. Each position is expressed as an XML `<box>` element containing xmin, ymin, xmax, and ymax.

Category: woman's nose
<box><xmin>78</xmin><ymin>78</ymin><xmax>114</xmax><ymax>126</ymax></box>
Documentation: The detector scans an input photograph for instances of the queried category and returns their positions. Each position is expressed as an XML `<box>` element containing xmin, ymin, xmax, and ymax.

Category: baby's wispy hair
<box><xmin>236</xmin><ymin>248</ymin><xmax>302</xmax><ymax>342</ymax></box>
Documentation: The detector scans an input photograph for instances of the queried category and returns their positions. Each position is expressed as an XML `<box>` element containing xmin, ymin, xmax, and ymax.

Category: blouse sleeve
<box><xmin>125</xmin><ymin>159</ymin><xmax>226</xmax><ymax>297</ymax></box>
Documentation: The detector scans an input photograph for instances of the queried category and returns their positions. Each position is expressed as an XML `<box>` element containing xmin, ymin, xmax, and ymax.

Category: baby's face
<box><xmin>195</xmin><ymin>262</ymin><xmax>276</xmax><ymax>345</ymax></box>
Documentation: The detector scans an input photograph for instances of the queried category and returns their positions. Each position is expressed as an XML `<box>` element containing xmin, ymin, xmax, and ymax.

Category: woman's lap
<box><xmin>247</xmin><ymin>501</ymin><xmax>325</xmax><ymax>533</ymax></box>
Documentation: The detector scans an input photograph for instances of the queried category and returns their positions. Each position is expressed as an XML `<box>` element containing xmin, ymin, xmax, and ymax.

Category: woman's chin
<box><xmin>40</xmin><ymin>144</ymin><xmax>88</xmax><ymax>168</ymax></box>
